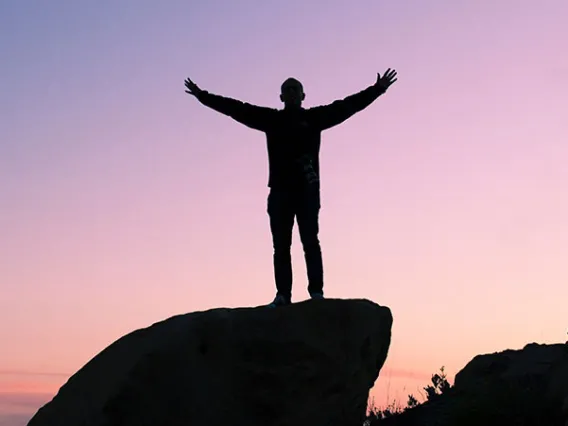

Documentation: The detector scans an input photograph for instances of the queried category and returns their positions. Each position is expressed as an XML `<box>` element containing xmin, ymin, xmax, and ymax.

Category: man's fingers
<box><xmin>377</xmin><ymin>69</ymin><xmax>397</xmax><ymax>84</ymax></box>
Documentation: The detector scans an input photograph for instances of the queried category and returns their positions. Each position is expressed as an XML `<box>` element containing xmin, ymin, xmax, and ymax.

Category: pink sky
<box><xmin>1</xmin><ymin>0</ymin><xmax>567</xmax><ymax>423</ymax></box>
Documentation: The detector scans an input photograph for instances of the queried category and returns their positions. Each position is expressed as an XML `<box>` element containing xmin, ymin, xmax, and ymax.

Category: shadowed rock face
<box><xmin>28</xmin><ymin>298</ymin><xmax>393</xmax><ymax>426</ymax></box>
<box><xmin>452</xmin><ymin>342</ymin><xmax>568</xmax><ymax>425</ymax></box>
<box><xmin>374</xmin><ymin>342</ymin><xmax>568</xmax><ymax>426</ymax></box>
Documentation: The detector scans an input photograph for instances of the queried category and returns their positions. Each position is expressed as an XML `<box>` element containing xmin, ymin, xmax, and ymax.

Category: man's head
<box><xmin>280</xmin><ymin>77</ymin><xmax>305</xmax><ymax>108</ymax></box>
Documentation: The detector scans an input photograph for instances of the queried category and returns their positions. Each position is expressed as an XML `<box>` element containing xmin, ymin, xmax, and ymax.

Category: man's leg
<box><xmin>267</xmin><ymin>189</ymin><xmax>296</xmax><ymax>303</ymax></box>
<box><xmin>296</xmin><ymin>187</ymin><xmax>324</xmax><ymax>297</ymax></box>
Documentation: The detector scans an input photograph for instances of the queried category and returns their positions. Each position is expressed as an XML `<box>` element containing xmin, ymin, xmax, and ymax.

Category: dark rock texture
<box><xmin>374</xmin><ymin>342</ymin><xmax>568</xmax><ymax>426</ymax></box>
<box><xmin>28</xmin><ymin>298</ymin><xmax>393</xmax><ymax>426</ymax></box>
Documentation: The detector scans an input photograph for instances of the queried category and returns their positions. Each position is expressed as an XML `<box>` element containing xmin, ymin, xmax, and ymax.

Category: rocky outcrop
<box><xmin>28</xmin><ymin>298</ymin><xmax>393</xmax><ymax>426</ymax></box>
<box><xmin>374</xmin><ymin>342</ymin><xmax>568</xmax><ymax>426</ymax></box>
<box><xmin>452</xmin><ymin>342</ymin><xmax>568</xmax><ymax>425</ymax></box>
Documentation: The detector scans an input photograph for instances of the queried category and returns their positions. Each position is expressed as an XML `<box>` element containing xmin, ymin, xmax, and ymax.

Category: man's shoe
<box><xmin>309</xmin><ymin>292</ymin><xmax>324</xmax><ymax>300</ymax></box>
<box><xmin>267</xmin><ymin>294</ymin><xmax>291</xmax><ymax>308</ymax></box>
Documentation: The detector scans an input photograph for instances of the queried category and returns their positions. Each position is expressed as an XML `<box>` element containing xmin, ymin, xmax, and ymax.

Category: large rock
<box><xmin>28</xmin><ymin>298</ymin><xmax>393</xmax><ymax>426</ymax></box>
<box><xmin>374</xmin><ymin>342</ymin><xmax>568</xmax><ymax>426</ymax></box>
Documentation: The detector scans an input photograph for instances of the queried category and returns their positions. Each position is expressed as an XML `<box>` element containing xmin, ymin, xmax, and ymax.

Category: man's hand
<box><xmin>184</xmin><ymin>77</ymin><xmax>203</xmax><ymax>97</ymax></box>
<box><xmin>375</xmin><ymin>68</ymin><xmax>397</xmax><ymax>91</ymax></box>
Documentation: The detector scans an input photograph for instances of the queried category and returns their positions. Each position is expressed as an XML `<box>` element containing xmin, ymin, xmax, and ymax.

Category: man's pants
<box><xmin>267</xmin><ymin>185</ymin><xmax>323</xmax><ymax>299</ymax></box>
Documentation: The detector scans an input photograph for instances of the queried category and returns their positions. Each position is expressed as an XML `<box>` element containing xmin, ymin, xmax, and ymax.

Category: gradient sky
<box><xmin>1</xmin><ymin>0</ymin><xmax>567</xmax><ymax>424</ymax></box>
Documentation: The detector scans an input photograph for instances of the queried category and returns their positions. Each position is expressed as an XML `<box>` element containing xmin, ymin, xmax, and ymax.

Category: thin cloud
<box><xmin>380</xmin><ymin>368</ymin><xmax>432</xmax><ymax>382</ymax></box>
<box><xmin>0</xmin><ymin>368</ymin><xmax>432</xmax><ymax>382</ymax></box>
<box><xmin>0</xmin><ymin>370</ymin><xmax>69</xmax><ymax>378</ymax></box>
<box><xmin>0</xmin><ymin>391</ymin><xmax>52</xmax><ymax>408</ymax></box>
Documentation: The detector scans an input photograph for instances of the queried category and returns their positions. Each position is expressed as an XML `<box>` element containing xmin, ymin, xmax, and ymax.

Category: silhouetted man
<box><xmin>184</xmin><ymin>69</ymin><xmax>397</xmax><ymax>307</ymax></box>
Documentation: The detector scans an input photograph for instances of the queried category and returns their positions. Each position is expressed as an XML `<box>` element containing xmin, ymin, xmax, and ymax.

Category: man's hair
<box><xmin>281</xmin><ymin>77</ymin><xmax>303</xmax><ymax>92</ymax></box>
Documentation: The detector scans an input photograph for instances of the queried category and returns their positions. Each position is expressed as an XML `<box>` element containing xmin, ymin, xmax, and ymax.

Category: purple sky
<box><xmin>1</xmin><ymin>0</ymin><xmax>568</xmax><ymax>423</ymax></box>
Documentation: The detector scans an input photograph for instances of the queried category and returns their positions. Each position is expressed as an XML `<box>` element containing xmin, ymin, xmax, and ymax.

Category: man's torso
<box><xmin>264</xmin><ymin>108</ymin><xmax>321</xmax><ymax>190</ymax></box>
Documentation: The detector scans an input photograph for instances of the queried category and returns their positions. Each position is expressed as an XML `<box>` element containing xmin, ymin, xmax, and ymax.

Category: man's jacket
<box><xmin>196</xmin><ymin>84</ymin><xmax>385</xmax><ymax>189</ymax></box>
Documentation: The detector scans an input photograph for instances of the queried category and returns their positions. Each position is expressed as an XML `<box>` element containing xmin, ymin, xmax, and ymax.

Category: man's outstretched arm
<box><xmin>184</xmin><ymin>77</ymin><xmax>275</xmax><ymax>132</ymax></box>
<box><xmin>309</xmin><ymin>69</ymin><xmax>397</xmax><ymax>131</ymax></box>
